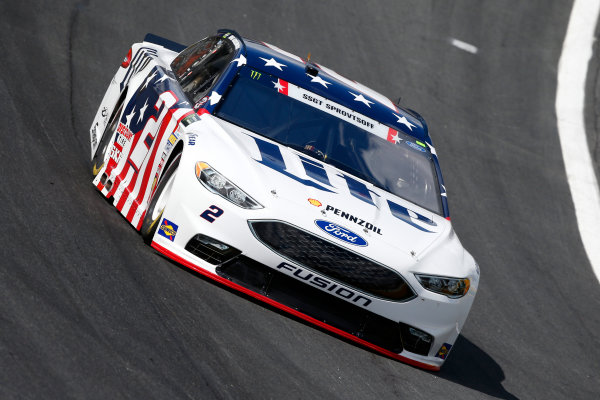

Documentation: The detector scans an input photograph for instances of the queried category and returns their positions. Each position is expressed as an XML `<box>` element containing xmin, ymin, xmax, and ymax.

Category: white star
<box><xmin>273</xmin><ymin>80</ymin><xmax>285</xmax><ymax>91</ymax></box>
<box><xmin>231</xmin><ymin>55</ymin><xmax>247</xmax><ymax>67</ymax></box>
<box><xmin>141</xmin><ymin>71</ymin><xmax>157</xmax><ymax>90</ymax></box>
<box><xmin>138</xmin><ymin>99</ymin><xmax>149</xmax><ymax>123</ymax></box>
<box><xmin>156</xmin><ymin>74</ymin><xmax>170</xmax><ymax>84</ymax></box>
<box><xmin>426</xmin><ymin>142</ymin><xmax>437</xmax><ymax>156</ymax></box>
<box><xmin>391</xmin><ymin>132</ymin><xmax>402</xmax><ymax>144</ymax></box>
<box><xmin>394</xmin><ymin>114</ymin><xmax>416</xmax><ymax>131</ymax></box>
<box><xmin>308</xmin><ymin>74</ymin><xmax>331</xmax><ymax>88</ymax></box>
<box><xmin>209</xmin><ymin>91</ymin><xmax>221</xmax><ymax>105</ymax></box>
<box><xmin>349</xmin><ymin>92</ymin><xmax>374</xmax><ymax>108</ymax></box>
<box><xmin>125</xmin><ymin>106</ymin><xmax>136</xmax><ymax>128</ymax></box>
<box><xmin>259</xmin><ymin>57</ymin><xmax>286</xmax><ymax>71</ymax></box>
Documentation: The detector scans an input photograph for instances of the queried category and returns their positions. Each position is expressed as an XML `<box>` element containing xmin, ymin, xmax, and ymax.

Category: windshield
<box><xmin>215</xmin><ymin>66</ymin><xmax>442</xmax><ymax>214</ymax></box>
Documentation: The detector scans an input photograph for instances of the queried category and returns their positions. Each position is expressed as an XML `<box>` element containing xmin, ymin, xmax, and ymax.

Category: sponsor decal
<box><xmin>325</xmin><ymin>205</ymin><xmax>382</xmax><ymax>235</ymax></box>
<box><xmin>109</xmin><ymin>146</ymin><xmax>122</xmax><ymax>163</ymax></box>
<box><xmin>116</xmin><ymin>134</ymin><xmax>128</xmax><ymax>148</ymax></box>
<box><xmin>187</xmin><ymin>133</ymin><xmax>197</xmax><ymax>146</ymax></box>
<box><xmin>252</xmin><ymin>136</ymin><xmax>335</xmax><ymax>193</ymax></box>
<box><xmin>276</xmin><ymin>263</ymin><xmax>372</xmax><ymax>307</ymax></box>
<box><xmin>222</xmin><ymin>32</ymin><xmax>241</xmax><ymax>49</ymax></box>
<box><xmin>308</xmin><ymin>198</ymin><xmax>322</xmax><ymax>207</ymax></box>
<box><xmin>387</xmin><ymin>200</ymin><xmax>437</xmax><ymax>233</ymax></box>
<box><xmin>325</xmin><ymin>103</ymin><xmax>374</xmax><ymax>130</ymax></box>
<box><xmin>158</xmin><ymin>218</ymin><xmax>178</xmax><ymax>241</ymax></box>
<box><xmin>436</xmin><ymin>343</ymin><xmax>452</xmax><ymax>360</ymax></box>
<box><xmin>101</xmin><ymin>107</ymin><xmax>108</xmax><ymax>118</ymax></box>
<box><xmin>250</xmin><ymin>70</ymin><xmax>262</xmax><ymax>80</ymax></box>
<box><xmin>164</xmin><ymin>131</ymin><xmax>179</xmax><ymax>153</ymax></box>
<box><xmin>406</xmin><ymin>140</ymin><xmax>426</xmax><ymax>152</ymax></box>
<box><xmin>168</xmin><ymin>133</ymin><xmax>177</xmax><ymax>146</ymax></box>
<box><xmin>314</xmin><ymin>220</ymin><xmax>368</xmax><ymax>246</ymax></box>
<box><xmin>91</xmin><ymin>122</ymin><xmax>98</xmax><ymax>147</ymax></box>
<box><xmin>117</xmin><ymin>122</ymin><xmax>134</xmax><ymax>141</ymax></box>
<box><xmin>181</xmin><ymin>113</ymin><xmax>200</xmax><ymax>127</ymax></box>
<box><xmin>194</xmin><ymin>96</ymin><xmax>208</xmax><ymax>109</ymax></box>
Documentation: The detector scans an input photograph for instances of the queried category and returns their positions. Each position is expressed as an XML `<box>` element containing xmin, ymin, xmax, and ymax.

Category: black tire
<box><xmin>92</xmin><ymin>101</ymin><xmax>124</xmax><ymax>177</ymax></box>
<box><xmin>140</xmin><ymin>154</ymin><xmax>181</xmax><ymax>244</ymax></box>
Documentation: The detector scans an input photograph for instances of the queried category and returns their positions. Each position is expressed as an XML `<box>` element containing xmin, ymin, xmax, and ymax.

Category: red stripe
<box><xmin>151</xmin><ymin>242</ymin><xmax>441</xmax><ymax>371</ymax></box>
<box><xmin>279</xmin><ymin>79</ymin><xmax>288</xmax><ymax>96</ymax></box>
<box><xmin>126</xmin><ymin>109</ymin><xmax>195</xmax><ymax>222</ymax></box>
<box><xmin>387</xmin><ymin>127</ymin><xmax>398</xmax><ymax>143</ymax></box>
<box><xmin>125</xmin><ymin>108</ymin><xmax>178</xmax><ymax>221</ymax></box>
<box><xmin>136</xmin><ymin>210</ymin><xmax>146</xmax><ymax>230</ymax></box>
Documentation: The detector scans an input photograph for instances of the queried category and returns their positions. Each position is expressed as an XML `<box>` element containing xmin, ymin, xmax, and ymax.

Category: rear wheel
<box><xmin>92</xmin><ymin>101</ymin><xmax>124</xmax><ymax>177</ymax></box>
<box><xmin>140</xmin><ymin>154</ymin><xmax>181</xmax><ymax>244</ymax></box>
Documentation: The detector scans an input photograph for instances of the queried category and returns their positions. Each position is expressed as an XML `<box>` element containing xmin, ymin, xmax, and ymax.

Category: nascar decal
<box><xmin>158</xmin><ymin>218</ymin><xmax>178</xmax><ymax>241</ymax></box>
<box><xmin>315</xmin><ymin>220</ymin><xmax>368</xmax><ymax>246</ymax></box>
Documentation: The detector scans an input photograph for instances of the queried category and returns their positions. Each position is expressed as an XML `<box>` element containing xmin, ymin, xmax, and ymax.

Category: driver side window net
<box><xmin>171</xmin><ymin>36</ymin><xmax>235</xmax><ymax>104</ymax></box>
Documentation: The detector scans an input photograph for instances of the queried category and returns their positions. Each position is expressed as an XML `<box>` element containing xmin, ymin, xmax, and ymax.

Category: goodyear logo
<box><xmin>308</xmin><ymin>198</ymin><xmax>322</xmax><ymax>207</ymax></box>
<box><xmin>158</xmin><ymin>218</ymin><xmax>178</xmax><ymax>241</ymax></box>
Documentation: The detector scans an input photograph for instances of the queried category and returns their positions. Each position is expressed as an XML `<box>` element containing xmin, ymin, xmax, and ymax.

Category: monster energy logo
<box><xmin>250</xmin><ymin>70</ymin><xmax>262</xmax><ymax>80</ymax></box>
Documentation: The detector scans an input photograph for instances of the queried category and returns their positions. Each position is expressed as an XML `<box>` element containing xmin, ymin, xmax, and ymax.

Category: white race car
<box><xmin>89</xmin><ymin>30</ymin><xmax>479</xmax><ymax>370</ymax></box>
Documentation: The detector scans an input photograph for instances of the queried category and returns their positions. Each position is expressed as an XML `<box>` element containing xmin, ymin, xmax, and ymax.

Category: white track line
<box><xmin>556</xmin><ymin>0</ymin><xmax>600</xmax><ymax>283</ymax></box>
<box><xmin>449</xmin><ymin>38</ymin><xmax>478</xmax><ymax>54</ymax></box>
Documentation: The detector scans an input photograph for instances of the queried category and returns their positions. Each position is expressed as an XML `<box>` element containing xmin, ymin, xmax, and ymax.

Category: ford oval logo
<box><xmin>314</xmin><ymin>220</ymin><xmax>368</xmax><ymax>246</ymax></box>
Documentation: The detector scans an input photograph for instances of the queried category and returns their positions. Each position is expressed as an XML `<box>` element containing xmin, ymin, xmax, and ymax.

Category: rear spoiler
<box><xmin>143</xmin><ymin>33</ymin><xmax>186</xmax><ymax>53</ymax></box>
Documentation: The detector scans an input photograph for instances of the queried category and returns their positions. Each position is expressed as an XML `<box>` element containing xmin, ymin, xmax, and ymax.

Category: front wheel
<box><xmin>140</xmin><ymin>154</ymin><xmax>181</xmax><ymax>244</ymax></box>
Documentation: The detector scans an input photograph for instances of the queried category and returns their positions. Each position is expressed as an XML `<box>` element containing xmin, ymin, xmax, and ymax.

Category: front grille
<box><xmin>184</xmin><ymin>234</ymin><xmax>241</xmax><ymax>265</ymax></box>
<box><xmin>248</xmin><ymin>220</ymin><xmax>415</xmax><ymax>302</ymax></box>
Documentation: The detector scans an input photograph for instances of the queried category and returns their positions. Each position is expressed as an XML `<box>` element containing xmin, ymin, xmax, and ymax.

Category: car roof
<box><xmin>142</xmin><ymin>31</ymin><xmax>431</xmax><ymax>143</ymax></box>
<box><xmin>242</xmin><ymin>38</ymin><xmax>430</xmax><ymax>143</ymax></box>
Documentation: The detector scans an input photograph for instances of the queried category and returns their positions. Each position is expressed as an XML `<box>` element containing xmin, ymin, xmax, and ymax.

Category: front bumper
<box><xmin>149</xmin><ymin>146</ymin><xmax>478</xmax><ymax>370</ymax></box>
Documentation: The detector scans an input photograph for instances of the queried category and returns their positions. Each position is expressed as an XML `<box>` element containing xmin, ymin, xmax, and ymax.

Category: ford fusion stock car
<box><xmin>89</xmin><ymin>29</ymin><xmax>479</xmax><ymax>370</ymax></box>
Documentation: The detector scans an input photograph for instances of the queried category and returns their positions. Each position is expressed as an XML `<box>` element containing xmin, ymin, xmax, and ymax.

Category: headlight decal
<box><xmin>414</xmin><ymin>274</ymin><xmax>470</xmax><ymax>298</ymax></box>
<box><xmin>195</xmin><ymin>161</ymin><xmax>263</xmax><ymax>209</ymax></box>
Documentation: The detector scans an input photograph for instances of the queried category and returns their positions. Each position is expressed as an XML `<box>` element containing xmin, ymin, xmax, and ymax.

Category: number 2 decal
<box><xmin>200</xmin><ymin>205</ymin><xmax>224</xmax><ymax>223</ymax></box>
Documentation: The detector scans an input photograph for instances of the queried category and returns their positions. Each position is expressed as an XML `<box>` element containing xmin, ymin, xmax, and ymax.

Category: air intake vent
<box><xmin>185</xmin><ymin>234</ymin><xmax>241</xmax><ymax>265</ymax></box>
<box><xmin>248</xmin><ymin>220</ymin><xmax>415</xmax><ymax>302</ymax></box>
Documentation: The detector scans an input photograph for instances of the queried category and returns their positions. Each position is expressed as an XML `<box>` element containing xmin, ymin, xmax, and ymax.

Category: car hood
<box><xmin>186</xmin><ymin>116</ymin><xmax>459</xmax><ymax>272</ymax></box>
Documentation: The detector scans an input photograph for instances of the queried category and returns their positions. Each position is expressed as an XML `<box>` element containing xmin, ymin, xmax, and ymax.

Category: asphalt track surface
<box><xmin>1</xmin><ymin>1</ymin><xmax>599</xmax><ymax>399</ymax></box>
